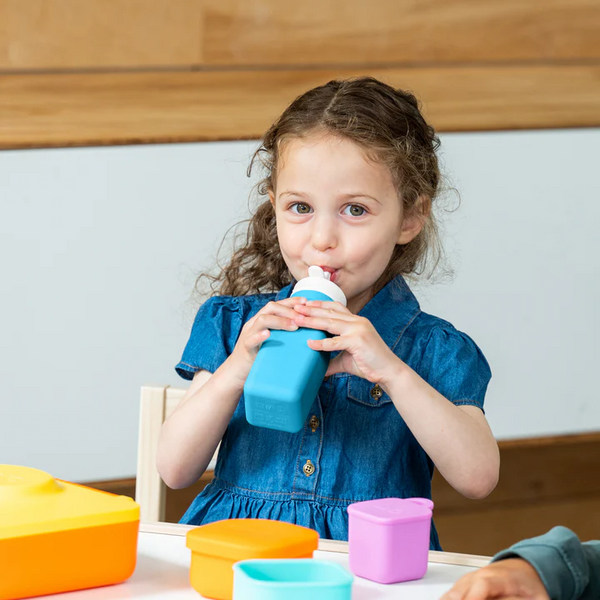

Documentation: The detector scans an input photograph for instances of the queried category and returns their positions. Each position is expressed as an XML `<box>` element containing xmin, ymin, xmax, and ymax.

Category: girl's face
<box><xmin>270</xmin><ymin>134</ymin><xmax>423</xmax><ymax>313</ymax></box>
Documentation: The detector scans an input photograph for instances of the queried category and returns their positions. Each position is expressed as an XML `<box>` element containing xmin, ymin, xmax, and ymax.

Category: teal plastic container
<box><xmin>243</xmin><ymin>266</ymin><xmax>346</xmax><ymax>433</ymax></box>
<box><xmin>233</xmin><ymin>559</ymin><xmax>353</xmax><ymax>600</ymax></box>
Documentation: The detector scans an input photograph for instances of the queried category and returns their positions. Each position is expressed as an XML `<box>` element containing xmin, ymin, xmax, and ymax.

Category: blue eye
<box><xmin>343</xmin><ymin>205</ymin><xmax>366</xmax><ymax>217</ymax></box>
<box><xmin>291</xmin><ymin>202</ymin><xmax>312</xmax><ymax>214</ymax></box>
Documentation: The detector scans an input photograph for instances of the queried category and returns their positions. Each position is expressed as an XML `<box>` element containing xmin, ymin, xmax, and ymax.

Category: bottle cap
<box><xmin>292</xmin><ymin>266</ymin><xmax>347</xmax><ymax>306</ymax></box>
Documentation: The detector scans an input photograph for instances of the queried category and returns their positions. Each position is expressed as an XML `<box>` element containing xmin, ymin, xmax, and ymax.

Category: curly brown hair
<box><xmin>198</xmin><ymin>76</ymin><xmax>445</xmax><ymax>299</ymax></box>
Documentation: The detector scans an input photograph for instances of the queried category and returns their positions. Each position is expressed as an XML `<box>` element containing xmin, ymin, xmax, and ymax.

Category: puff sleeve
<box><xmin>175</xmin><ymin>296</ymin><xmax>243</xmax><ymax>380</ymax></box>
<box><xmin>417</xmin><ymin>326</ymin><xmax>492</xmax><ymax>411</ymax></box>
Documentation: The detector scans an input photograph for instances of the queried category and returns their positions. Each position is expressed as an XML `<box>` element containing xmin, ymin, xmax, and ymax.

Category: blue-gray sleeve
<box><xmin>418</xmin><ymin>326</ymin><xmax>491</xmax><ymax>411</ymax></box>
<box><xmin>493</xmin><ymin>526</ymin><xmax>600</xmax><ymax>600</ymax></box>
<box><xmin>175</xmin><ymin>296</ymin><xmax>243</xmax><ymax>380</ymax></box>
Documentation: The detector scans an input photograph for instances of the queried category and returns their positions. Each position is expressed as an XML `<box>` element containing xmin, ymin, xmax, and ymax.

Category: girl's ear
<box><xmin>397</xmin><ymin>195</ymin><xmax>430</xmax><ymax>245</ymax></box>
<box><xmin>268</xmin><ymin>190</ymin><xmax>275</xmax><ymax>208</ymax></box>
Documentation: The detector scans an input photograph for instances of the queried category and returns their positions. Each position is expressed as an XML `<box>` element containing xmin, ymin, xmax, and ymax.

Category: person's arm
<box><xmin>157</xmin><ymin>297</ymin><xmax>305</xmax><ymax>489</ymax></box>
<box><xmin>156</xmin><ymin>363</ymin><xmax>243</xmax><ymax>489</ymax></box>
<box><xmin>492</xmin><ymin>526</ymin><xmax>600</xmax><ymax>600</ymax></box>
<box><xmin>440</xmin><ymin>526</ymin><xmax>600</xmax><ymax>600</ymax></box>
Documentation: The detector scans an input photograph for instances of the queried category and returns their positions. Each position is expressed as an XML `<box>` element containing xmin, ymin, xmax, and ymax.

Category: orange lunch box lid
<box><xmin>186</xmin><ymin>518</ymin><xmax>319</xmax><ymax>560</ymax></box>
<box><xmin>0</xmin><ymin>465</ymin><xmax>140</xmax><ymax>540</ymax></box>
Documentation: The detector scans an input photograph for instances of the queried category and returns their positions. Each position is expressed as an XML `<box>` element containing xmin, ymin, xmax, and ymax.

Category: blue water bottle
<box><xmin>243</xmin><ymin>265</ymin><xmax>347</xmax><ymax>433</ymax></box>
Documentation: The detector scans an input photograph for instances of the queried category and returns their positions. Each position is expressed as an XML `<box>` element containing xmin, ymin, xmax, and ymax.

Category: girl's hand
<box><xmin>440</xmin><ymin>558</ymin><xmax>550</xmax><ymax>600</ymax></box>
<box><xmin>293</xmin><ymin>300</ymin><xmax>403</xmax><ymax>385</ymax></box>
<box><xmin>229</xmin><ymin>297</ymin><xmax>306</xmax><ymax>384</ymax></box>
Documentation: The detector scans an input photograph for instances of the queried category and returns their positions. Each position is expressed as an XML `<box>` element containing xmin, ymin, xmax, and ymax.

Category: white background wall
<box><xmin>2</xmin><ymin>129</ymin><xmax>599</xmax><ymax>482</ymax></box>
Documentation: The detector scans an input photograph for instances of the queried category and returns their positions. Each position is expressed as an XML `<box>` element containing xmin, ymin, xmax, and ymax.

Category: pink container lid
<box><xmin>347</xmin><ymin>497</ymin><xmax>433</xmax><ymax>525</ymax></box>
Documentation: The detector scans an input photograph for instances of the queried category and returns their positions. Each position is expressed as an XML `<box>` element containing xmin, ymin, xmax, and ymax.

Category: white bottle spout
<box><xmin>293</xmin><ymin>265</ymin><xmax>346</xmax><ymax>306</ymax></box>
<box><xmin>308</xmin><ymin>265</ymin><xmax>330</xmax><ymax>280</ymax></box>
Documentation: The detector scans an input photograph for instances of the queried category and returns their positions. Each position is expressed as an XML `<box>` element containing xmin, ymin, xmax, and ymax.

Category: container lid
<box><xmin>186</xmin><ymin>518</ymin><xmax>319</xmax><ymax>560</ymax></box>
<box><xmin>0</xmin><ymin>465</ymin><xmax>140</xmax><ymax>540</ymax></box>
<box><xmin>292</xmin><ymin>266</ymin><xmax>347</xmax><ymax>306</ymax></box>
<box><xmin>347</xmin><ymin>497</ymin><xmax>433</xmax><ymax>525</ymax></box>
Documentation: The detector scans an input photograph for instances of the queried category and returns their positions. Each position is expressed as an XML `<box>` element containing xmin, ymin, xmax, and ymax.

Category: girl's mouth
<box><xmin>319</xmin><ymin>266</ymin><xmax>339</xmax><ymax>283</ymax></box>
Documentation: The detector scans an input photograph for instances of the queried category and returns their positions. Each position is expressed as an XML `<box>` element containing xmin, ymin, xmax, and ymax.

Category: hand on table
<box><xmin>440</xmin><ymin>558</ymin><xmax>550</xmax><ymax>600</ymax></box>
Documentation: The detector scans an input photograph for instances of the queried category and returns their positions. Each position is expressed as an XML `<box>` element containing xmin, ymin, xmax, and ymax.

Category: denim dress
<box><xmin>175</xmin><ymin>275</ymin><xmax>491</xmax><ymax>550</ymax></box>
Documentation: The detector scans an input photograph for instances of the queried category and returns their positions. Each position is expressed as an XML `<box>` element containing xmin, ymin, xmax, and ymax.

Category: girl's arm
<box><xmin>294</xmin><ymin>300</ymin><xmax>500</xmax><ymax>499</ymax></box>
<box><xmin>383</xmin><ymin>368</ymin><xmax>499</xmax><ymax>499</ymax></box>
<box><xmin>157</xmin><ymin>297</ymin><xmax>305</xmax><ymax>489</ymax></box>
<box><xmin>156</xmin><ymin>363</ymin><xmax>241</xmax><ymax>490</ymax></box>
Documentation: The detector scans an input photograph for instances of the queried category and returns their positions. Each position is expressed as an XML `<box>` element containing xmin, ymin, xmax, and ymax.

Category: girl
<box><xmin>157</xmin><ymin>76</ymin><xmax>500</xmax><ymax>550</ymax></box>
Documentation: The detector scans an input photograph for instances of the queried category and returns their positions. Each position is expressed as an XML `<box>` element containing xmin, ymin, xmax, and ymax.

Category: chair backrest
<box><xmin>135</xmin><ymin>384</ymin><xmax>218</xmax><ymax>523</ymax></box>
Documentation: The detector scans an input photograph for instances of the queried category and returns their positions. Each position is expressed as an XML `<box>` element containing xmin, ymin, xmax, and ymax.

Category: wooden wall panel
<box><xmin>0</xmin><ymin>0</ymin><xmax>202</xmax><ymax>70</ymax></box>
<box><xmin>434</xmin><ymin>432</ymin><xmax>600</xmax><ymax>510</ymax></box>
<box><xmin>1</xmin><ymin>1</ymin><xmax>599</xmax><ymax>72</ymax></box>
<box><xmin>202</xmin><ymin>0</ymin><xmax>600</xmax><ymax>66</ymax></box>
<box><xmin>435</xmin><ymin>495</ymin><xmax>600</xmax><ymax>556</ymax></box>
<box><xmin>2</xmin><ymin>64</ymin><xmax>600</xmax><ymax>149</ymax></box>
<box><xmin>433</xmin><ymin>432</ymin><xmax>600</xmax><ymax>555</ymax></box>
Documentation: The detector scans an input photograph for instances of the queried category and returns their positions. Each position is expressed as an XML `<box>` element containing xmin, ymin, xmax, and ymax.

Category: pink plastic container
<box><xmin>347</xmin><ymin>497</ymin><xmax>433</xmax><ymax>584</ymax></box>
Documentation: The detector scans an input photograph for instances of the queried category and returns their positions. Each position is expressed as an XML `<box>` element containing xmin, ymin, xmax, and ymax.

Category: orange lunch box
<box><xmin>0</xmin><ymin>464</ymin><xmax>140</xmax><ymax>600</ymax></box>
<box><xmin>186</xmin><ymin>518</ymin><xmax>320</xmax><ymax>600</ymax></box>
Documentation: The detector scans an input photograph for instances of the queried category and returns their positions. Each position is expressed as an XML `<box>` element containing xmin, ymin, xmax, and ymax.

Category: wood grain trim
<box><xmin>201</xmin><ymin>0</ymin><xmax>600</xmax><ymax>67</ymax></box>
<box><xmin>498</xmin><ymin>431</ymin><xmax>600</xmax><ymax>449</ymax></box>
<box><xmin>2</xmin><ymin>0</ymin><xmax>598</xmax><ymax>71</ymax></box>
<box><xmin>87</xmin><ymin>477</ymin><xmax>136</xmax><ymax>496</ymax></box>
<box><xmin>140</xmin><ymin>522</ymin><xmax>193</xmax><ymax>535</ymax></box>
<box><xmin>0</xmin><ymin>0</ymin><xmax>203</xmax><ymax>70</ymax></box>
<box><xmin>2</xmin><ymin>64</ymin><xmax>600</xmax><ymax>150</ymax></box>
<box><xmin>435</xmin><ymin>494</ymin><xmax>600</xmax><ymax>555</ymax></box>
<box><xmin>427</xmin><ymin>551</ymin><xmax>490</xmax><ymax>568</ymax></box>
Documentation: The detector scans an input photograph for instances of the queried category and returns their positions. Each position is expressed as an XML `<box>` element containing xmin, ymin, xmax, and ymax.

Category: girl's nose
<box><xmin>311</xmin><ymin>216</ymin><xmax>338</xmax><ymax>252</ymax></box>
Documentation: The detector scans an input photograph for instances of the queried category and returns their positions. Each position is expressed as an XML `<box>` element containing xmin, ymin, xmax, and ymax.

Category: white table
<box><xmin>48</xmin><ymin>523</ymin><xmax>490</xmax><ymax>599</ymax></box>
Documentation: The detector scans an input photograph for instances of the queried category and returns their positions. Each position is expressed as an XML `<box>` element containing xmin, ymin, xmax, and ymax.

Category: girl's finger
<box><xmin>302</xmin><ymin>300</ymin><xmax>350</xmax><ymax>314</ymax></box>
<box><xmin>277</xmin><ymin>296</ymin><xmax>307</xmax><ymax>307</ymax></box>
<box><xmin>293</xmin><ymin>303</ymin><xmax>355</xmax><ymax>321</ymax></box>
<box><xmin>307</xmin><ymin>336</ymin><xmax>344</xmax><ymax>352</ymax></box>
<box><xmin>258</xmin><ymin>300</ymin><xmax>305</xmax><ymax>321</ymax></box>
<box><xmin>245</xmin><ymin>329</ymin><xmax>270</xmax><ymax>351</ymax></box>
<box><xmin>294</xmin><ymin>313</ymin><xmax>348</xmax><ymax>335</ymax></box>
<box><xmin>325</xmin><ymin>353</ymin><xmax>348</xmax><ymax>377</ymax></box>
<box><xmin>250</xmin><ymin>314</ymin><xmax>299</xmax><ymax>334</ymax></box>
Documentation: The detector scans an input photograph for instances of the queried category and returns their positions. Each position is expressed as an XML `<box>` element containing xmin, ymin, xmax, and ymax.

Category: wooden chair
<box><xmin>135</xmin><ymin>384</ymin><xmax>218</xmax><ymax>523</ymax></box>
